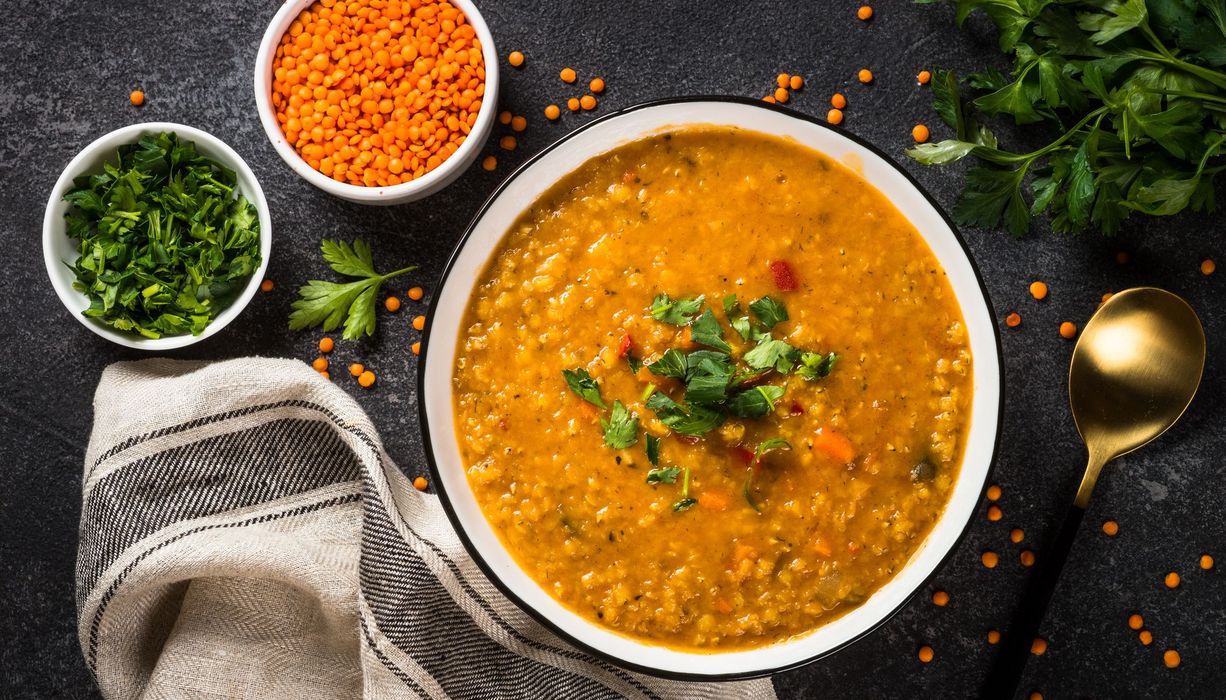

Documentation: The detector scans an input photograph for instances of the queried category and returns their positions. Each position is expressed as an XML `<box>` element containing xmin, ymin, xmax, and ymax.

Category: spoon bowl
<box><xmin>1069</xmin><ymin>287</ymin><xmax>1206</xmax><ymax>506</ymax></box>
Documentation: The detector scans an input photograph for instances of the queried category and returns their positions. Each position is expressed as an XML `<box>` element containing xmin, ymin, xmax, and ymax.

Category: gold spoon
<box><xmin>984</xmin><ymin>287</ymin><xmax>1205</xmax><ymax>697</ymax></box>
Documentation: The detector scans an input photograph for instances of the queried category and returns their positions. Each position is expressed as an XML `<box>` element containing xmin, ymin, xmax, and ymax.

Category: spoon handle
<box><xmin>981</xmin><ymin>501</ymin><xmax>1086</xmax><ymax>698</ymax></box>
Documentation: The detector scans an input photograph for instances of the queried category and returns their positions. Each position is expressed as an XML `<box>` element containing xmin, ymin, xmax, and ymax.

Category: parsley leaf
<box><xmin>645</xmin><ymin>434</ymin><xmax>661</xmax><ymax>466</ymax></box>
<box><xmin>626</xmin><ymin>352</ymin><xmax>643</xmax><ymax>374</ymax></box>
<box><xmin>796</xmin><ymin>351</ymin><xmax>839</xmax><ymax>381</ymax></box>
<box><xmin>646</xmin><ymin>466</ymin><xmax>680</xmax><ymax>484</ymax></box>
<box><xmin>727</xmin><ymin>385</ymin><xmax>786</xmax><ymax>418</ymax></box>
<box><xmin>743</xmin><ymin>338</ymin><xmax>801</xmax><ymax>373</ymax></box>
<box><xmin>650</xmin><ymin>293</ymin><xmax>704</xmax><ymax>325</ymax></box>
<box><xmin>646</xmin><ymin>392</ymin><xmax>726</xmax><ymax>435</ymax></box>
<box><xmin>289</xmin><ymin>239</ymin><xmax>417</xmax><ymax>340</ymax></box>
<box><xmin>647</xmin><ymin>348</ymin><xmax>688</xmax><ymax>379</ymax></box>
<box><xmin>749</xmin><ymin>296</ymin><xmax>789</xmax><ymax>329</ymax></box>
<box><xmin>600</xmin><ymin>400</ymin><xmax>639</xmax><ymax>449</ymax></box>
<box><xmin>561</xmin><ymin>368</ymin><xmax>607</xmax><ymax>409</ymax></box>
<box><xmin>689</xmin><ymin>309</ymin><xmax>732</xmax><ymax>352</ymax></box>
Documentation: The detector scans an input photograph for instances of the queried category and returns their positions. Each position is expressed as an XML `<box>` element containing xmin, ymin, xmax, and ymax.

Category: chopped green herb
<box><xmin>749</xmin><ymin>296</ymin><xmax>789</xmax><ymax>329</ymax></box>
<box><xmin>744</xmin><ymin>438</ymin><xmax>793</xmax><ymax>513</ymax></box>
<box><xmin>600</xmin><ymin>400</ymin><xmax>639</xmax><ymax>449</ymax></box>
<box><xmin>754</xmin><ymin>437</ymin><xmax>792</xmax><ymax>460</ymax></box>
<box><xmin>743</xmin><ymin>338</ymin><xmax>801</xmax><ymax>373</ymax></box>
<box><xmin>647</xmin><ymin>348</ymin><xmax>688</xmax><ymax>379</ymax></box>
<box><xmin>646</xmin><ymin>392</ymin><xmax>726</xmax><ymax>435</ymax></box>
<box><xmin>561</xmin><ymin>368</ymin><xmax>606</xmax><ymax>409</ymax></box>
<box><xmin>626</xmin><ymin>352</ymin><xmax>643</xmax><ymax>374</ymax></box>
<box><xmin>730</xmin><ymin>315</ymin><xmax>759</xmax><ymax>342</ymax></box>
<box><xmin>673</xmin><ymin>468</ymin><xmax>696</xmax><ymax>512</ymax></box>
<box><xmin>650</xmin><ymin>293</ymin><xmax>704</xmax><ymax>325</ymax></box>
<box><xmin>689</xmin><ymin>309</ymin><xmax>732</xmax><ymax>352</ymax></box>
<box><xmin>722</xmin><ymin>293</ymin><xmax>741</xmax><ymax>316</ymax></box>
<box><xmin>645</xmin><ymin>434</ymin><xmax>661</xmax><ymax>466</ymax></box>
<box><xmin>672</xmin><ymin>497</ymin><xmax>698</xmax><ymax>512</ymax></box>
<box><xmin>796</xmin><ymin>351</ymin><xmax>839</xmax><ymax>381</ymax></box>
<box><xmin>640</xmin><ymin>382</ymin><xmax>657</xmax><ymax>402</ymax></box>
<box><xmin>727</xmin><ymin>385</ymin><xmax>786</xmax><ymax>418</ymax></box>
<box><xmin>62</xmin><ymin>132</ymin><xmax>262</xmax><ymax>339</ymax></box>
<box><xmin>646</xmin><ymin>466</ymin><xmax>680</xmax><ymax>484</ymax></box>
<box><xmin>288</xmin><ymin>239</ymin><xmax>417</xmax><ymax>340</ymax></box>
<box><xmin>684</xmin><ymin>350</ymin><xmax>734</xmax><ymax>379</ymax></box>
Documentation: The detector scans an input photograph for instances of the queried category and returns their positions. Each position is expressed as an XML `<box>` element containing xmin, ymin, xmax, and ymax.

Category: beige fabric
<box><xmin>78</xmin><ymin>358</ymin><xmax>779</xmax><ymax>699</ymax></box>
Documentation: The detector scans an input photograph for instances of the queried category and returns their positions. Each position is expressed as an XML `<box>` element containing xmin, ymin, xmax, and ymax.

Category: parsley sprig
<box><xmin>910</xmin><ymin>0</ymin><xmax>1226</xmax><ymax>236</ymax></box>
<box><xmin>288</xmin><ymin>239</ymin><xmax>416</xmax><ymax>340</ymax></box>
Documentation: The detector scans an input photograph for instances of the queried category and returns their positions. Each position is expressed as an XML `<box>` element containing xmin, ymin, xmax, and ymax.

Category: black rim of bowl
<box><xmin>416</xmin><ymin>95</ymin><xmax>1005</xmax><ymax>682</ymax></box>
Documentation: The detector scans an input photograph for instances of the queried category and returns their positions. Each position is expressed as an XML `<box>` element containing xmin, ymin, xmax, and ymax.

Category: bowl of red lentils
<box><xmin>254</xmin><ymin>0</ymin><xmax>498</xmax><ymax>204</ymax></box>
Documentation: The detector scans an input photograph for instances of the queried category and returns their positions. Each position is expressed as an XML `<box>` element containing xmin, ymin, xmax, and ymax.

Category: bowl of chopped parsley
<box><xmin>43</xmin><ymin>123</ymin><xmax>271</xmax><ymax>349</ymax></box>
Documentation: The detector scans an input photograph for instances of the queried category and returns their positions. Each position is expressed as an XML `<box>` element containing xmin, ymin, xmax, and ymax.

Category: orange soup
<box><xmin>453</xmin><ymin>127</ymin><xmax>972</xmax><ymax>649</ymax></box>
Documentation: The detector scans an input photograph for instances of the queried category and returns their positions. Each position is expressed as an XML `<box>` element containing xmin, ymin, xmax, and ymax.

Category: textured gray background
<box><xmin>1</xmin><ymin>0</ymin><xmax>1222</xmax><ymax>698</ymax></box>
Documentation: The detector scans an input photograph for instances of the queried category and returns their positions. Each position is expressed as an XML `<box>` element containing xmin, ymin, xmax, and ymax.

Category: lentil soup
<box><xmin>452</xmin><ymin>127</ymin><xmax>972</xmax><ymax>649</ymax></box>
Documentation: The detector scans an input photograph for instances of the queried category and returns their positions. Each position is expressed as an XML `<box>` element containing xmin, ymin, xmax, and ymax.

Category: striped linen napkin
<box><xmin>77</xmin><ymin>357</ymin><xmax>776</xmax><ymax>699</ymax></box>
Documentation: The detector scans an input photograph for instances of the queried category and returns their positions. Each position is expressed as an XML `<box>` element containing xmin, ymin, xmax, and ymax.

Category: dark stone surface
<box><xmin>1</xmin><ymin>1</ymin><xmax>1222</xmax><ymax>698</ymax></box>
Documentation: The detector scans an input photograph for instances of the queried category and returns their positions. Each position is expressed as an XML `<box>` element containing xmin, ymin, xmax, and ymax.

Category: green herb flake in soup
<box><xmin>453</xmin><ymin>127</ymin><xmax>973</xmax><ymax>650</ymax></box>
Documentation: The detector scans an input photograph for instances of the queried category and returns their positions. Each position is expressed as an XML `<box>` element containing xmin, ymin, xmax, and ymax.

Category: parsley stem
<box><xmin>681</xmin><ymin>467</ymin><xmax>691</xmax><ymax>499</ymax></box>
<box><xmin>379</xmin><ymin>265</ymin><xmax>419</xmax><ymax>282</ymax></box>
<box><xmin>640</xmin><ymin>383</ymin><xmax>657</xmax><ymax>402</ymax></box>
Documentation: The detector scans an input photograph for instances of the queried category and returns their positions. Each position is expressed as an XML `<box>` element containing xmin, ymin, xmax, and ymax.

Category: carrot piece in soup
<box><xmin>812</xmin><ymin>428</ymin><xmax>856</xmax><ymax>464</ymax></box>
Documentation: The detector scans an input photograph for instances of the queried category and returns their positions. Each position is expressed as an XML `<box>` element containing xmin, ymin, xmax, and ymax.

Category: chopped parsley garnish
<box><xmin>562</xmin><ymin>368</ymin><xmax>606</xmax><ymax>409</ymax></box>
<box><xmin>647</xmin><ymin>348</ymin><xmax>688</xmax><ymax>379</ymax></box>
<box><xmin>626</xmin><ymin>352</ymin><xmax>643</xmax><ymax>374</ymax></box>
<box><xmin>672</xmin><ymin>467</ymin><xmax>696</xmax><ymax>512</ymax></box>
<box><xmin>646</xmin><ymin>392</ymin><xmax>726</xmax><ymax>435</ymax></box>
<box><xmin>743</xmin><ymin>438</ymin><xmax>793</xmax><ymax>513</ymax></box>
<box><xmin>689</xmin><ymin>309</ymin><xmax>732</xmax><ymax>352</ymax></box>
<box><xmin>646</xmin><ymin>466</ymin><xmax>680</xmax><ymax>484</ymax></box>
<box><xmin>797</xmin><ymin>351</ymin><xmax>839</xmax><ymax>381</ymax></box>
<box><xmin>600</xmin><ymin>400</ymin><xmax>639</xmax><ymax>449</ymax></box>
<box><xmin>749</xmin><ymin>296</ymin><xmax>789</xmax><ymax>329</ymax></box>
<box><xmin>645</xmin><ymin>434</ymin><xmax>661</xmax><ymax>466</ymax></box>
<box><xmin>727</xmin><ymin>385</ymin><xmax>786</xmax><ymax>418</ymax></box>
<box><xmin>743</xmin><ymin>338</ymin><xmax>801</xmax><ymax>373</ymax></box>
<box><xmin>650</xmin><ymin>293</ymin><xmax>704</xmax><ymax>325</ymax></box>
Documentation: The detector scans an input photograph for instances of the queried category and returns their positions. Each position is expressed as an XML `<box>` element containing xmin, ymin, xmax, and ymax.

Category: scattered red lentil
<box><xmin>511</xmin><ymin>115</ymin><xmax>527</xmax><ymax>132</ymax></box>
<box><xmin>319</xmin><ymin>337</ymin><xmax>334</xmax><ymax>353</ymax></box>
<box><xmin>1010</xmin><ymin>528</ymin><xmax>1024</xmax><ymax>544</ymax></box>
<box><xmin>413</xmin><ymin>475</ymin><xmax>429</xmax><ymax>490</ymax></box>
<box><xmin>827</xmin><ymin>108</ymin><xmax>844</xmax><ymax>125</ymax></box>
<box><xmin>1164</xmin><ymin>571</ymin><xmax>1180</xmax><ymax>589</ymax></box>
<box><xmin>312</xmin><ymin>356</ymin><xmax>329</xmax><ymax>372</ymax></box>
<box><xmin>988</xmin><ymin>629</ymin><xmax>1001</xmax><ymax>644</ymax></box>
<box><xmin>774</xmin><ymin>87</ymin><xmax>790</xmax><ymax>103</ymax></box>
<box><xmin>1139</xmin><ymin>629</ymin><xmax>1153</xmax><ymax>646</ymax></box>
<box><xmin>499</xmin><ymin>135</ymin><xmax>517</xmax><ymax>150</ymax></box>
<box><xmin>260</xmin><ymin>279</ymin><xmax>275</xmax><ymax>292</ymax></box>
<box><xmin>411</xmin><ymin>341</ymin><xmax>422</xmax><ymax>355</ymax></box>
<box><xmin>932</xmin><ymin>590</ymin><xmax>949</xmax><ymax>606</ymax></box>
<box><xmin>987</xmin><ymin>484</ymin><xmax>1002</xmax><ymax>501</ymax></box>
<box><xmin>498</xmin><ymin>110</ymin><xmax>512</xmax><ymax>125</ymax></box>
<box><xmin>912</xmin><ymin>124</ymin><xmax>930</xmax><ymax>143</ymax></box>
<box><xmin>408</xmin><ymin>286</ymin><xmax>424</xmax><ymax>301</ymax></box>
<box><xmin>1163</xmin><ymin>649</ymin><xmax>1181</xmax><ymax>668</ymax></box>
<box><xmin>412</xmin><ymin>314</ymin><xmax>427</xmax><ymax>331</ymax></box>
<box><xmin>1200</xmin><ymin>554</ymin><xmax>1214</xmax><ymax>570</ymax></box>
<box><xmin>917</xmin><ymin>70</ymin><xmax>931</xmax><ymax>85</ymax></box>
<box><xmin>831</xmin><ymin>93</ymin><xmax>847</xmax><ymax>109</ymax></box>
<box><xmin>319</xmin><ymin>370</ymin><xmax>331</xmax><ymax>380</ymax></box>
<box><xmin>567</xmin><ymin>97</ymin><xmax>581</xmax><ymax>112</ymax></box>
<box><xmin>349</xmin><ymin>363</ymin><xmax>364</xmax><ymax>376</ymax></box>
<box><xmin>507</xmin><ymin>50</ymin><xmax>524</xmax><ymax>68</ymax></box>
<box><xmin>776</xmin><ymin>73</ymin><xmax>790</xmax><ymax>89</ymax></box>
<box><xmin>857</xmin><ymin>5</ymin><xmax>874</xmax><ymax>20</ymax></box>
<box><xmin>544</xmin><ymin>104</ymin><xmax>561</xmax><ymax>120</ymax></box>
<box><xmin>1128</xmin><ymin>613</ymin><xmax>1144</xmax><ymax>630</ymax></box>
<box><xmin>358</xmin><ymin>370</ymin><xmax>376</xmax><ymax>388</ymax></box>
<box><xmin>129</xmin><ymin>90</ymin><xmax>145</xmax><ymax>106</ymax></box>
<box><xmin>1030</xmin><ymin>693</ymin><xmax>1043</xmax><ymax>700</ymax></box>
<box><xmin>1101</xmin><ymin>291</ymin><xmax>1114</xmax><ymax>304</ymax></box>
<box><xmin>789</xmin><ymin>75</ymin><xmax>804</xmax><ymax>91</ymax></box>
<box><xmin>580</xmin><ymin>94</ymin><xmax>597</xmax><ymax>110</ymax></box>
<box><xmin>982</xmin><ymin>551</ymin><xmax>999</xmax><ymax>568</ymax></box>
<box><xmin>482</xmin><ymin>155</ymin><xmax>497</xmax><ymax>171</ymax></box>
<box><xmin>385</xmin><ymin>296</ymin><xmax>402</xmax><ymax>312</ymax></box>
<box><xmin>763</xmin><ymin>95</ymin><xmax>778</xmax><ymax>104</ymax></box>
<box><xmin>1030</xmin><ymin>638</ymin><xmax>1048</xmax><ymax>656</ymax></box>
<box><xmin>858</xmin><ymin>68</ymin><xmax>874</xmax><ymax>84</ymax></box>
<box><xmin>1020</xmin><ymin>550</ymin><xmax>1036</xmax><ymax>567</ymax></box>
<box><xmin>1201</xmin><ymin>259</ymin><xmax>1216</xmax><ymax>275</ymax></box>
<box><xmin>1029</xmin><ymin>281</ymin><xmax>1048</xmax><ymax>300</ymax></box>
<box><xmin>1059</xmin><ymin>321</ymin><xmax>1078</xmax><ymax>339</ymax></box>
<box><xmin>1005</xmin><ymin>312</ymin><xmax>1022</xmax><ymax>327</ymax></box>
<box><xmin>1102</xmin><ymin>520</ymin><xmax>1119</xmax><ymax>536</ymax></box>
<box><xmin>560</xmin><ymin>67</ymin><xmax>577</xmax><ymax>83</ymax></box>
<box><xmin>590</xmin><ymin>77</ymin><xmax>606</xmax><ymax>93</ymax></box>
<box><xmin>987</xmin><ymin>505</ymin><xmax>1002</xmax><ymax>521</ymax></box>
<box><xmin>917</xmin><ymin>645</ymin><xmax>934</xmax><ymax>663</ymax></box>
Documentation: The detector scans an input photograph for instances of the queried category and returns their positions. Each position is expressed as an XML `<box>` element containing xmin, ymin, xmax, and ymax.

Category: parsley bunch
<box><xmin>62</xmin><ymin>132</ymin><xmax>262</xmax><ymax>338</ymax></box>
<box><xmin>909</xmin><ymin>0</ymin><xmax>1226</xmax><ymax>236</ymax></box>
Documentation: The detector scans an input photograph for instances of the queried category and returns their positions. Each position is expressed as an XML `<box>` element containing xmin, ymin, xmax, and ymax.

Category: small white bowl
<box><xmin>419</xmin><ymin>98</ymin><xmax>1003</xmax><ymax>679</ymax></box>
<box><xmin>43</xmin><ymin>122</ymin><xmax>272</xmax><ymax>351</ymax></box>
<box><xmin>253</xmin><ymin>0</ymin><xmax>499</xmax><ymax>205</ymax></box>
